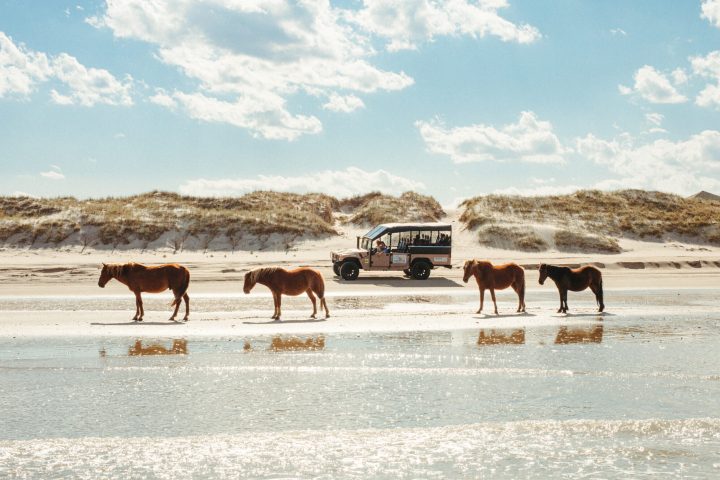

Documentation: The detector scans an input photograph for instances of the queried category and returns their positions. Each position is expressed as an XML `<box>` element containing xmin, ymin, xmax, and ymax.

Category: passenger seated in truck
<box><xmin>375</xmin><ymin>239</ymin><xmax>390</xmax><ymax>254</ymax></box>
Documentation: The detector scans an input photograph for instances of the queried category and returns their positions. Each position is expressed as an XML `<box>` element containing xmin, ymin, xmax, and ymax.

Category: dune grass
<box><xmin>554</xmin><ymin>230</ymin><xmax>622</xmax><ymax>253</ymax></box>
<box><xmin>461</xmin><ymin>190</ymin><xmax>720</xmax><ymax>246</ymax></box>
<box><xmin>0</xmin><ymin>190</ymin><xmax>446</xmax><ymax>250</ymax></box>
<box><xmin>343</xmin><ymin>191</ymin><xmax>445</xmax><ymax>225</ymax></box>
<box><xmin>477</xmin><ymin>225</ymin><xmax>548</xmax><ymax>251</ymax></box>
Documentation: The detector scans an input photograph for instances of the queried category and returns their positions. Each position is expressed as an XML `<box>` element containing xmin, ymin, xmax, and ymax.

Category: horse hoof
<box><xmin>183</xmin><ymin>317</ymin><xmax>189</xmax><ymax>322</ymax></box>
<box><xmin>310</xmin><ymin>315</ymin><xmax>316</xmax><ymax>319</ymax></box>
<box><xmin>476</xmin><ymin>310</ymin><xmax>482</xmax><ymax>314</ymax></box>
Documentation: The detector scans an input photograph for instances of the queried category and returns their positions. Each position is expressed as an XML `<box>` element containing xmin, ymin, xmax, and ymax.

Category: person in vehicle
<box><xmin>376</xmin><ymin>239</ymin><xmax>390</xmax><ymax>253</ymax></box>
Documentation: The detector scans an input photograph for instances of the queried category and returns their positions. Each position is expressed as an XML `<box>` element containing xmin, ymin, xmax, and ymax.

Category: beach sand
<box><xmin>1</xmin><ymin>228</ymin><xmax>719</xmax><ymax>337</ymax></box>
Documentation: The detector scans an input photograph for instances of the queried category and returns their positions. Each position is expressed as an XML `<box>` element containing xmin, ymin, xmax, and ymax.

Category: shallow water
<box><xmin>1</xmin><ymin>294</ymin><xmax>720</xmax><ymax>478</ymax></box>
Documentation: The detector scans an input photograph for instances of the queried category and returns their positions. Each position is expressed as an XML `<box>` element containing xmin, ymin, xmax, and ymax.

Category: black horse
<box><xmin>538</xmin><ymin>264</ymin><xmax>604</xmax><ymax>313</ymax></box>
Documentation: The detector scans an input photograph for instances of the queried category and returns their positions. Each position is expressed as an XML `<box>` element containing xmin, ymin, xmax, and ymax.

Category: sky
<box><xmin>1</xmin><ymin>0</ymin><xmax>720</xmax><ymax>205</ymax></box>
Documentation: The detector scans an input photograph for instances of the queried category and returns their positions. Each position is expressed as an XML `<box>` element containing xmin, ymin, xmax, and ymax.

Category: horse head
<box><xmin>462</xmin><ymin>259</ymin><xmax>477</xmax><ymax>283</ymax></box>
<box><xmin>98</xmin><ymin>263</ymin><xmax>113</xmax><ymax>288</ymax></box>
<box><xmin>538</xmin><ymin>263</ymin><xmax>548</xmax><ymax>285</ymax></box>
<box><xmin>243</xmin><ymin>270</ymin><xmax>256</xmax><ymax>294</ymax></box>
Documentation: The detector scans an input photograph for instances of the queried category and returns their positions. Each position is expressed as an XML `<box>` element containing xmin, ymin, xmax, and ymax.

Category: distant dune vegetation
<box><xmin>0</xmin><ymin>191</ymin><xmax>444</xmax><ymax>251</ymax></box>
<box><xmin>460</xmin><ymin>189</ymin><xmax>720</xmax><ymax>253</ymax></box>
<box><xmin>1</xmin><ymin>189</ymin><xmax>718</xmax><ymax>253</ymax></box>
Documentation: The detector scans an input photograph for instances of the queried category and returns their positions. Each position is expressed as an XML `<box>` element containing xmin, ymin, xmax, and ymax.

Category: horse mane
<box><xmin>105</xmin><ymin>262</ymin><xmax>140</xmax><ymax>278</ymax></box>
<box><xmin>247</xmin><ymin>267</ymin><xmax>283</xmax><ymax>285</ymax></box>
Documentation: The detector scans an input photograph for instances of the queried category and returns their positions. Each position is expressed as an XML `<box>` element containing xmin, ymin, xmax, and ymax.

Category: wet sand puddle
<box><xmin>1</xmin><ymin>290</ymin><xmax>719</xmax><ymax>478</ymax></box>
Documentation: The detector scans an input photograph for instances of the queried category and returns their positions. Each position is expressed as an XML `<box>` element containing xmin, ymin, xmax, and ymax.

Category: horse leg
<box><xmin>556</xmin><ymin>287</ymin><xmax>564</xmax><ymax>313</ymax></box>
<box><xmin>169</xmin><ymin>291</ymin><xmax>181</xmax><ymax>321</ymax></box>
<box><xmin>490</xmin><ymin>288</ymin><xmax>498</xmax><ymax>315</ymax></box>
<box><xmin>136</xmin><ymin>292</ymin><xmax>144</xmax><ymax>321</ymax></box>
<box><xmin>477</xmin><ymin>288</ymin><xmax>484</xmax><ymax>314</ymax></box>
<box><xmin>307</xmin><ymin>289</ymin><xmax>317</xmax><ymax>318</ymax></box>
<box><xmin>276</xmin><ymin>293</ymin><xmax>282</xmax><ymax>320</ymax></box>
<box><xmin>183</xmin><ymin>293</ymin><xmax>190</xmax><ymax>321</ymax></box>
<box><xmin>271</xmin><ymin>292</ymin><xmax>279</xmax><ymax>319</ymax></box>
<box><xmin>132</xmin><ymin>293</ymin><xmax>140</xmax><ymax>321</ymax></box>
<box><xmin>512</xmin><ymin>283</ymin><xmax>524</xmax><ymax>313</ymax></box>
<box><xmin>320</xmin><ymin>297</ymin><xmax>330</xmax><ymax>318</ymax></box>
<box><xmin>562</xmin><ymin>289</ymin><xmax>569</xmax><ymax>313</ymax></box>
<box><xmin>590</xmin><ymin>283</ymin><xmax>604</xmax><ymax>312</ymax></box>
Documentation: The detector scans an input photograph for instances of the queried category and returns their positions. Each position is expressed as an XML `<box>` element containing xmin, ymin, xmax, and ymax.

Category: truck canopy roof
<box><xmin>363</xmin><ymin>222</ymin><xmax>452</xmax><ymax>239</ymax></box>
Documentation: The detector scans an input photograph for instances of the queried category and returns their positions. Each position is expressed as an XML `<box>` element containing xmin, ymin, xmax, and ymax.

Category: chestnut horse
<box><xmin>243</xmin><ymin>267</ymin><xmax>330</xmax><ymax>320</ymax></box>
<box><xmin>98</xmin><ymin>263</ymin><xmax>190</xmax><ymax>321</ymax></box>
<box><xmin>538</xmin><ymin>264</ymin><xmax>604</xmax><ymax>313</ymax></box>
<box><xmin>462</xmin><ymin>260</ymin><xmax>526</xmax><ymax>314</ymax></box>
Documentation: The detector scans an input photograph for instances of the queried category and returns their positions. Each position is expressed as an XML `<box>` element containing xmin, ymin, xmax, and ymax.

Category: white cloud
<box><xmin>322</xmin><ymin>92</ymin><xmax>365</xmax><ymax>112</ymax></box>
<box><xmin>416</xmin><ymin>111</ymin><xmax>568</xmax><ymax>164</ymax></box>
<box><xmin>610</xmin><ymin>28</ymin><xmax>627</xmax><ymax>36</ymax></box>
<box><xmin>0</xmin><ymin>32</ymin><xmax>52</xmax><ymax>97</ymax></box>
<box><xmin>178</xmin><ymin>167</ymin><xmax>425</xmax><ymax>198</ymax></box>
<box><xmin>691</xmin><ymin>50</ymin><xmax>720</xmax><ymax>109</ymax></box>
<box><xmin>50</xmin><ymin>53</ymin><xmax>133</xmax><ymax>106</ymax></box>
<box><xmin>702</xmin><ymin>0</ymin><xmax>720</xmax><ymax>28</ymax></box>
<box><xmin>40</xmin><ymin>165</ymin><xmax>65</xmax><ymax>180</ymax></box>
<box><xmin>348</xmin><ymin>0</ymin><xmax>540</xmax><ymax>52</ymax></box>
<box><xmin>90</xmin><ymin>0</ymin><xmax>537</xmax><ymax>140</ymax></box>
<box><xmin>645</xmin><ymin>112</ymin><xmax>664</xmax><ymax>126</ymax></box>
<box><xmin>0</xmin><ymin>31</ymin><xmax>132</xmax><ymax>106</ymax></box>
<box><xmin>577</xmin><ymin>131</ymin><xmax>720</xmax><ymax>194</ymax></box>
<box><xmin>619</xmin><ymin>65</ymin><xmax>687</xmax><ymax>104</ymax></box>
<box><xmin>492</xmin><ymin>184</ymin><xmax>583</xmax><ymax>196</ymax></box>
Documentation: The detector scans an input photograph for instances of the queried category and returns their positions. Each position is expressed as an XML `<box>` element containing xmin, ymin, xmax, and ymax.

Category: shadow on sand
<box><xmin>332</xmin><ymin>277</ymin><xmax>464</xmax><ymax>288</ymax></box>
<box><xmin>554</xmin><ymin>311</ymin><xmax>614</xmax><ymax>318</ymax></box>
<box><xmin>243</xmin><ymin>318</ymin><xmax>328</xmax><ymax>325</ymax></box>
<box><xmin>474</xmin><ymin>312</ymin><xmax>536</xmax><ymax>320</ymax></box>
<box><xmin>91</xmin><ymin>321</ymin><xmax>186</xmax><ymax>326</ymax></box>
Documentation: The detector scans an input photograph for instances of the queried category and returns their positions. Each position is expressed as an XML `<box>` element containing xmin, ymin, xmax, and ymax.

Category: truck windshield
<box><xmin>363</xmin><ymin>225</ymin><xmax>386</xmax><ymax>239</ymax></box>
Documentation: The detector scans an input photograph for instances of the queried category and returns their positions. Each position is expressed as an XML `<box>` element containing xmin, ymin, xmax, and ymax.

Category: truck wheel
<box><xmin>340</xmin><ymin>262</ymin><xmax>360</xmax><ymax>281</ymax></box>
<box><xmin>333</xmin><ymin>262</ymin><xmax>341</xmax><ymax>276</ymax></box>
<box><xmin>403</xmin><ymin>269</ymin><xmax>412</xmax><ymax>277</ymax></box>
<box><xmin>411</xmin><ymin>261</ymin><xmax>431</xmax><ymax>280</ymax></box>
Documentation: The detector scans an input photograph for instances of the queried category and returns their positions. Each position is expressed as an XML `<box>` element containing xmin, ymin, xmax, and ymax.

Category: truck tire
<box><xmin>411</xmin><ymin>261</ymin><xmax>431</xmax><ymax>280</ymax></box>
<box><xmin>340</xmin><ymin>261</ymin><xmax>360</xmax><ymax>281</ymax></box>
<box><xmin>333</xmin><ymin>262</ymin><xmax>341</xmax><ymax>276</ymax></box>
<box><xmin>403</xmin><ymin>269</ymin><xmax>412</xmax><ymax>277</ymax></box>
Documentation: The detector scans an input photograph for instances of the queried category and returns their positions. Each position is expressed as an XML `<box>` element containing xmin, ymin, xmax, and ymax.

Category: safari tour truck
<box><xmin>331</xmin><ymin>222</ymin><xmax>452</xmax><ymax>280</ymax></box>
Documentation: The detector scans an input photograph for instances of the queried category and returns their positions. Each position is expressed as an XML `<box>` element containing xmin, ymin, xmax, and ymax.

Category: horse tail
<box><xmin>517</xmin><ymin>266</ymin><xmax>526</xmax><ymax>309</ymax></box>
<box><xmin>171</xmin><ymin>267</ymin><xmax>191</xmax><ymax>306</ymax></box>
<box><xmin>314</xmin><ymin>269</ymin><xmax>326</xmax><ymax>298</ymax></box>
<box><xmin>595</xmin><ymin>270</ymin><xmax>604</xmax><ymax>308</ymax></box>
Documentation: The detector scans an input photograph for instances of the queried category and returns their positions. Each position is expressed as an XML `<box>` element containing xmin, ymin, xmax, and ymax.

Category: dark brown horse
<box><xmin>243</xmin><ymin>267</ymin><xmax>330</xmax><ymax>320</ymax></box>
<box><xmin>98</xmin><ymin>263</ymin><xmax>190</xmax><ymax>321</ymax></box>
<box><xmin>538</xmin><ymin>264</ymin><xmax>604</xmax><ymax>313</ymax></box>
<box><xmin>463</xmin><ymin>260</ymin><xmax>526</xmax><ymax>314</ymax></box>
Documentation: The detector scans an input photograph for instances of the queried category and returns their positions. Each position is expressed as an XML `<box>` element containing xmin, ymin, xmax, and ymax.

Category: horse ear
<box><xmin>102</xmin><ymin>262</ymin><xmax>106</xmax><ymax>267</ymax></box>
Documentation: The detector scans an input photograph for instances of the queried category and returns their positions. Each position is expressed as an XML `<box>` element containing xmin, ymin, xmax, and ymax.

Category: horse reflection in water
<box><xmin>477</xmin><ymin>329</ymin><xmax>525</xmax><ymax>345</ymax></box>
<box><xmin>555</xmin><ymin>324</ymin><xmax>604</xmax><ymax>344</ymax></box>
<box><xmin>269</xmin><ymin>336</ymin><xmax>325</xmax><ymax>352</ymax></box>
<box><xmin>128</xmin><ymin>339</ymin><xmax>188</xmax><ymax>356</ymax></box>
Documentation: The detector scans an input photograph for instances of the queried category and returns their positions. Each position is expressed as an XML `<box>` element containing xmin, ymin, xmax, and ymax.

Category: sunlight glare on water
<box><xmin>1</xmin><ymin>304</ymin><xmax>720</xmax><ymax>478</ymax></box>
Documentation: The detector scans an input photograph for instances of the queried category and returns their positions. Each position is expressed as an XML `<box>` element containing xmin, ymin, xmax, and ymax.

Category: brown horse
<box><xmin>463</xmin><ymin>260</ymin><xmax>526</xmax><ymax>314</ymax></box>
<box><xmin>538</xmin><ymin>264</ymin><xmax>604</xmax><ymax>313</ymax></box>
<box><xmin>243</xmin><ymin>267</ymin><xmax>330</xmax><ymax>320</ymax></box>
<box><xmin>98</xmin><ymin>262</ymin><xmax>190</xmax><ymax>321</ymax></box>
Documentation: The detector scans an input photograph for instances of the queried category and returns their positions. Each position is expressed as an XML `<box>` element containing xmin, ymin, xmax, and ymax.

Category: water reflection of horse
<box><xmin>554</xmin><ymin>324</ymin><xmax>604</xmax><ymax>344</ymax></box>
<box><xmin>477</xmin><ymin>329</ymin><xmax>526</xmax><ymax>345</ymax></box>
<box><xmin>128</xmin><ymin>339</ymin><xmax>188</xmax><ymax>356</ymax></box>
<box><xmin>98</xmin><ymin>262</ymin><xmax>190</xmax><ymax>322</ymax></box>
<box><xmin>538</xmin><ymin>264</ymin><xmax>604</xmax><ymax>313</ymax></box>
<box><xmin>269</xmin><ymin>336</ymin><xmax>325</xmax><ymax>351</ymax></box>
<box><xmin>463</xmin><ymin>260</ymin><xmax>526</xmax><ymax>314</ymax></box>
<box><xmin>243</xmin><ymin>267</ymin><xmax>329</xmax><ymax>320</ymax></box>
